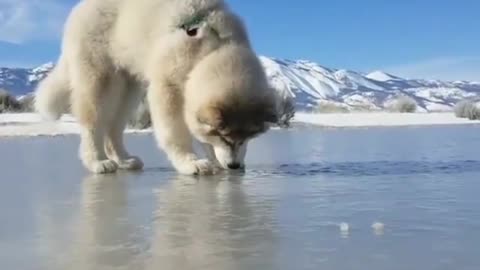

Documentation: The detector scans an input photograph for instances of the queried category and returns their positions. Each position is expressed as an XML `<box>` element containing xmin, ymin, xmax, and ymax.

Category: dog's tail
<box><xmin>34</xmin><ymin>57</ymin><xmax>71</xmax><ymax>121</ymax></box>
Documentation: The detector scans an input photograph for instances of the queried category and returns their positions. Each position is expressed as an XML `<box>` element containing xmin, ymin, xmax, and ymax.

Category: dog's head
<box><xmin>182</xmin><ymin>29</ymin><xmax>279</xmax><ymax>170</ymax></box>
<box><xmin>188</xmin><ymin>98</ymin><xmax>278</xmax><ymax>170</ymax></box>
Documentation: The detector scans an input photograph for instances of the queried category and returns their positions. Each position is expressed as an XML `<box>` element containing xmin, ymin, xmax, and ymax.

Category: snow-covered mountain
<box><xmin>0</xmin><ymin>63</ymin><xmax>53</xmax><ymax>96</ymax></box>
<box><xmin>260</xmin><ymin>57</ymin><xmax>480</xmax><ymax>112</ymax></box>
<box><xmin>2</xmin><ymin>58</ymin><xmax>480</xmax><ymax>112</ymax></box>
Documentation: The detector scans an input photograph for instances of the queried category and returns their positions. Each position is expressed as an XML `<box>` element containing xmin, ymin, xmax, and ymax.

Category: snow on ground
<box><xmin>0</xmin><ymin>113</ymin><xmax>151</xmax><ymax>137</ymax></box>
<box><xmin>365</xmin><ymin>71</ymin><xmax>400</xmax><ymax>82</ymax></box>
<box><xmin>1</xmin><ymin>112</ymin><xmax>479</xmax><ymax>138</ymax></box>
<box><xmin>293</xmin><ymin>112</ymin><xmax>480</xmax><ymax>128</ymax></box>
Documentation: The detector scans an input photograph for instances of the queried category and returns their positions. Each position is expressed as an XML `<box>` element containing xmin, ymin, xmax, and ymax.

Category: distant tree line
<box><xmin>0</xmin><ymin>87</ymin><xmax>296</xmax><ymax>129</ymax></box>
<box><xmin>0</xmin><ymin>89</ymin><xmax>35</xmax><ymax>113</ymax></box>
<box><xmin>314</xmin><ymin>95</ymin><xmax>418</xmax><ymax>113</ymax></box>
<box><xmin>127</xmin><ymin>92</ymin><xmax>296</xmax><ymax>129</ymax></box>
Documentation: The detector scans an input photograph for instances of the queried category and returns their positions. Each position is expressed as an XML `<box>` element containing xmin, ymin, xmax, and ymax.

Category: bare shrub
<box><xmin>276</xmin><ymin>95</ymin><xmax>295</xmax><ymax>128</ymax></box>
<box><xmin>454</xmin><ymin>99</ymin><xmax>480</xmax><ymax>120</ymax></box>
<box><xmin>315</xmin><ymin>101</ymin><xmax>349</xmax><ymax>114</ymax></box>
<box><xmin>350</xmin><ymin>104</ymin><xmax>379</xmax><ymax>113</ymax></box>
<box><xmin>0</xmin><ymin>89</ymin><xmax>22</xmax><ymax>113</ymax></box>
<box><xmin>454</xmin><ymin>100</ymin><xmax>470</xmax><ymax>118</ymax></box>
<box><xmin>388</xmin><ymin>96</ymin><xmax>417</xmax><ymax>113</ymax></box>
<box><xmin>17</xmin><ymin>94</ymin><xmax>35</xmax><ymax>112</ymax></box>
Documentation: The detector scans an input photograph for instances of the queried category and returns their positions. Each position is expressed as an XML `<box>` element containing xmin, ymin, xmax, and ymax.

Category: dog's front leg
<box><xmin>147</xmin><ymin>82</ymin><xmax>217</xmax><ymax>175</ymax></box>
<box><xmin>201</xmin><ymin>143</ymin><xmax>221</xmax><ymax>166</ymax></box>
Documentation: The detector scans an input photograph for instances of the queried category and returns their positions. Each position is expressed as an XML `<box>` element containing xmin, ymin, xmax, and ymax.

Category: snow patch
<box><xmin>366</xmin><ymin>71</ymin><xmax>399</xmax><ymax>82</ymax></box>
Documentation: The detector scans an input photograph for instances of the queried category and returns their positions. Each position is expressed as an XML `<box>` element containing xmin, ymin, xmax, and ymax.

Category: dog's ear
<box><xmin>263</xmin><ymin>109</ymin><xmax>279</xmax><ymax>124</ymax></box>
<box><xmin>197</xmin><ymin>106</ymin><xmax>223</xmax><ymax>128</ymax></box>
<box><xmin>257</xmin><ymin>98</ymin><xmax>279</xmax><ymax>125</ymax></box>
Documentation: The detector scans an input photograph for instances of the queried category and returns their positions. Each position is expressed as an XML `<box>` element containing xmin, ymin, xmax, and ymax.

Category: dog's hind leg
<box><xmin>70</xmin><ymin>58</ymin><xmax>121</xmax><ymax>174</ymax></box>
<box><xmin>105</xmin><ymin>76</ymin><xmax>145</xmax><ymax>171</ymax></box>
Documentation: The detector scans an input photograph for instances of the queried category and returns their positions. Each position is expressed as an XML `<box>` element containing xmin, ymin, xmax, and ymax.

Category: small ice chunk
<box><xmin>339</xmin><ymin>222</ymin><xmax>350</xmax><ymax>238</ymax></box>
<box><xmin>372</xmin><ymin>222</ymin><xmax>385</xmax><ymax>235</ymax></box>
<box><xmin>339</xmin><ymin>222</ymin><xmax>350</xmax><ymax>233</ymax></box>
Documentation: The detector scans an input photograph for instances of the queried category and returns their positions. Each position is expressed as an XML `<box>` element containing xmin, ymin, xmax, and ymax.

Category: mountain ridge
<box><xmin>1</xmin><ymin>57</ymin><xmax>479</xmax><ymax>112</ymax></box>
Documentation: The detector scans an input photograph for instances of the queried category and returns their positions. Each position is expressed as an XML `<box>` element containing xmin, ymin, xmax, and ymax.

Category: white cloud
<box><xmin>0</xmin><ymin>0</ymin><xmax>70</xmax><ymax>44</ymax></box>
<box><xmin>385</xmin><ymin>56</ymin><xmax>480</xmax><ymax>82</ymax></box>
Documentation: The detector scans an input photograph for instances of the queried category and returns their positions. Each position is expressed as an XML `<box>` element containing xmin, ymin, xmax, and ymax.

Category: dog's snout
<box><xmin>227</xmin><ymin>162</ymin><xmax>241</xmax><ymax>170</ymax></box>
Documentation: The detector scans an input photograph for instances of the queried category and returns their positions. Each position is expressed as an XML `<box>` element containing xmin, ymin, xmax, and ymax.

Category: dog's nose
<box><xmin>227</xmin><ymin>162</ymin><xmax>241</xmax><ymax>170</ymax></box>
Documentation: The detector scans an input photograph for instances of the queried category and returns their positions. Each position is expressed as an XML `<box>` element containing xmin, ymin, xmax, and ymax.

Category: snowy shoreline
<box><xmin>0</xmin><ymin>113</ymin><xmax>152</xmax><ymax>138</ymax></box>
<box><xmin>1</xmin><ymin>112</ymin><xmax>479</xmax><ymax>138</ymax></box>
<box><xmin>292</xmin><ymin>112</ymin><xmax>480</xmax><ymax>128</ymax></box>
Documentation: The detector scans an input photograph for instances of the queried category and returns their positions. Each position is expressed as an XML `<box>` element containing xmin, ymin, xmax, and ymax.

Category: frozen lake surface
<box><xmin>1</xmin><ymin>125</ymin><xmax>480</xmax><ymax>270</ymax></box>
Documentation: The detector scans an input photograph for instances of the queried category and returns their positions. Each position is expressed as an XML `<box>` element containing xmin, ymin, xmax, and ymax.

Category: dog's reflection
<box><xmin>69</xmin><ymin>174</ymin><xmax>141</xmax><ymax>270</ymax></box>
<box><xmin>145</xmin><ymin>173</ymin><xmax>277</xmax><ymax>270</ymax></box>
<box><xmin>68</xmin><ymin>172</ymin><xmax>277</xmax><ymax>270</ymax></box>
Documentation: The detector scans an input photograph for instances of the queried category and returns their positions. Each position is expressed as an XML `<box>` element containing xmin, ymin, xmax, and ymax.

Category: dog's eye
<box><xmin>185</xmin><ymin>27</ymin><xmax>199</xmax><ymax>37</ymax></box>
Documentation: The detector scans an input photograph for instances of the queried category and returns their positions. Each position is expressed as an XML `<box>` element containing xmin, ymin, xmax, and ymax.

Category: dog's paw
<box><xmin>117</xmin><ymin>156</ymin><xmax>144</xmax><ymax>171</ymax></box>
<box><xmin>193</xmin><ymin>159</ymin><xmax>219</xmax><ymax>175</ymax></box>
<box><xmin>175</xmin><ymin>158</ymin><xmax>219</xmax><ymax>176</ymax></box>
<box><xmin>88</xmin><ymin>160</ymin><xmax>119</xmax><ymax>174</ymax></box>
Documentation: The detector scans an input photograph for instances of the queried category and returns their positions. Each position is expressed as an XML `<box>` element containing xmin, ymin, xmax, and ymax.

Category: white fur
<box><xmin>34</xmin><ymin>58</ymin><xmax>70</xmax><ymax>121</ymax></box>
<box><xmin>34</xmin><ymin>0</ymin><xmax>276</xmax><ymax>175</ymax></box>
<box><xmin>213</xmin><ymin>142</ymin><xmax>247</xmax><ymax>169</ymax></box>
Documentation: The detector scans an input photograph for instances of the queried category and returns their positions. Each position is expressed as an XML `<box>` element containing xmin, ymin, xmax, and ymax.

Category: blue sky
<box><xmin>0</xmin><ymin>0</ymin><xmax>479</xmax><ymax>81</ymax></box>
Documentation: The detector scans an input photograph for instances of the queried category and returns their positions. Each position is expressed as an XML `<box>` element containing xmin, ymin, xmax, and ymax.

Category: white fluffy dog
<box><xmin>34</xmin><ymin>0</ymin><xmax>278</xmax><ymax>175</ymax></box>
